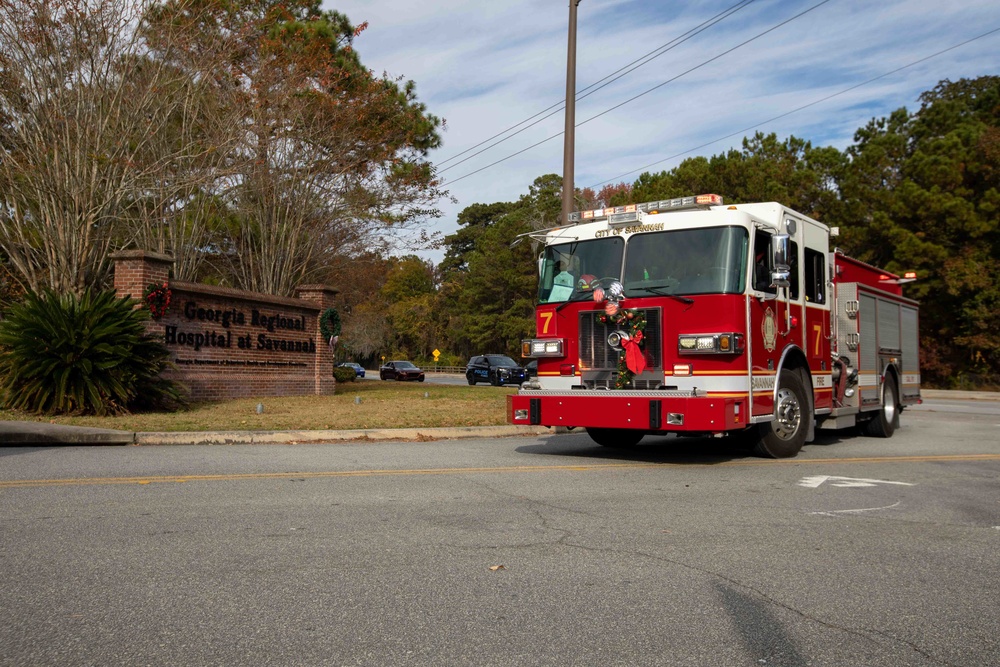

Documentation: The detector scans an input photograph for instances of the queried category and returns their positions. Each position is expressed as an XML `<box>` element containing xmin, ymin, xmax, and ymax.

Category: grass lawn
<box><xmin>0</xmin><ymin>381</ymin><xmax>520</xmax><ymax>432</ymax></box>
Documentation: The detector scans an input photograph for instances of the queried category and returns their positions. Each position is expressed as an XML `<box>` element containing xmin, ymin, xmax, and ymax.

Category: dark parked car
<box><xmin>525</xmin><ymin>360</ymin><xmax>538</xmax><ymax>377</ymax></box>
<box><xmin>379</xmin><ymin>360</ymin><xmax>425</xmax><ymax>382</ymax></box>
<box><xmin>336</xmin><ymin>362</ymin><xmax>365</xmax><ymax>378</ymax></box>
<box><xmin>466</xmin><ymin>354</ymin><xmax>528</xmax><ymax>386</ymax></box>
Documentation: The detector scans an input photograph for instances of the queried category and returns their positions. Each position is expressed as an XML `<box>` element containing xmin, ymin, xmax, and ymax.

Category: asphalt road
<box><xmin>1</xmin><ymin>403</ymin><xmax>998</xmax><ymax>666</ymax></box>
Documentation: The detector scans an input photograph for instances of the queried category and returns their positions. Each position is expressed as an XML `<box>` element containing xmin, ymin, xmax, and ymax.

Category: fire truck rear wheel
<box><xmin>586</xmin><ymin>428</ymin><xmax>644</xmax><ymax>449</ymax></box>
<box><xmin>863</xmin><ymin>375</ymin><xmax>899</xmax><ymax>438</ymax></box>
<box><xmin>753</xmin><ymin>369</ymin><xmax>808</xmax><ymax>458</ymax></box>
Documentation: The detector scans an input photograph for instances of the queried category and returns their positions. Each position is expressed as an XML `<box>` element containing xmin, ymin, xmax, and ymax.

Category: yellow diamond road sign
<box><xmin>432</xmin><ymin>349</ymin><xmax>440</xmax><ymax>360</ymax></box>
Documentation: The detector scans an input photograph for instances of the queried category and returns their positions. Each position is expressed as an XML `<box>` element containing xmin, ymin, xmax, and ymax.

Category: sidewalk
<box><xmin>1</xmin><ymin>390</ymin><xmax>995</xmax><ymax>446</ymax></box>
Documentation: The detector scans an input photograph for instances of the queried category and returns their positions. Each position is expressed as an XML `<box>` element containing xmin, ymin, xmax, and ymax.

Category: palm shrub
<box><xmin>0</xmin><ymin>289</ymin><xmax>187</xmax><ymax>415</ymax></box>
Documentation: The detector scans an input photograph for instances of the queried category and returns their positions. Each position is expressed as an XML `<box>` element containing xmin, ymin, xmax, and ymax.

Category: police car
<box><xmin>465</xmin><ymin>354</ymin><xmax>528</xmax><ymax>386</ymax></box>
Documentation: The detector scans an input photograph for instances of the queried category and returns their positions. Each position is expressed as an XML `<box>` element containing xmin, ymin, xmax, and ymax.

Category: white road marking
<box><xmin>810</xmin><ymin>501</ymin><xmax>903</xmax><ymax>517</ymax></box>
<box><xmin>798</xmin><ymin>475</ymin><xmax>915</xmax><ymax>489</ymax></box>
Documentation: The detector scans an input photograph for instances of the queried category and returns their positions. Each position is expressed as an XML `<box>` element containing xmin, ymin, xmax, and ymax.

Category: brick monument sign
<box><xmin>112</xmin><ymin>250</ymin><xmax>339</xmax><ymax>402</ymax></box>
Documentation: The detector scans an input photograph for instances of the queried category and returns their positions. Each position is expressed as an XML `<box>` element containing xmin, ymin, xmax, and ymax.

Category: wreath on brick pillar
<box><xmin>319</xmin><ymin>307</ymin><xmax>341</xmax><ymax>347</ymax></box>
<box><xmin>143</xmin><ymin>282</ymin><xmax>172</xmax><ymax>320</ymax></box>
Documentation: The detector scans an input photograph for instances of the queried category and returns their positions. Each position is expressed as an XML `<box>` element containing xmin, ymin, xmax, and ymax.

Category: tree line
<box><xmin>1</xmin><ymin>2</ymin><xmax>995</xmax><ymax>389</ymax></box>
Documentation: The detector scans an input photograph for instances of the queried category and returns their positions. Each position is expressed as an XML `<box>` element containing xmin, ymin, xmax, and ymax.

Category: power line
<box><xmin>588</xmin><ymin>26</ymin><xmax>1000</xmax><ymax>189</ymax></box>
<box><xmin>574</xmin><ymin>0</ymin><xmax>833</xmax><ymax>128</ymax></box>
<box><xmin>444</xmin><ymin>0</ymin><xmax>833</xmax><ymax>186</ymax></box>
<box><xmin>435</xmin><ymin>0</ymin><xmax>757</xmax><ymax>172</ymax></box>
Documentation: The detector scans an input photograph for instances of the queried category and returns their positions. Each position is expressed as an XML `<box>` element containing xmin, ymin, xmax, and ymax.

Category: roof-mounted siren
<box><xmin>566</xmin><ymin>194</ymin><xmax>723</xmax><ymax>224</ymax></box>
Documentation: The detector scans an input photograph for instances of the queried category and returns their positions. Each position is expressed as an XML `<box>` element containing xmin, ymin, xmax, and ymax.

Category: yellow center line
<box><xmin>1</xmin><ymin>454</ymin><xmax>998</xmax><ymax>489</ymax></box>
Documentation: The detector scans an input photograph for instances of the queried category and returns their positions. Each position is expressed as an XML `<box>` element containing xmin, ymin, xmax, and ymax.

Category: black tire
<box><xmin>467</xmin><ymin>374</ymin><xmax>476</xmax><ymax>385</ymax></box>
<box><xmin>752</xmin><ymin>369</ymin><xmax>809</xmax><ymax>458</ymax></box>
<box><xmin>863</xmin><ymin>374</ymin><xmax>899</xmax><ymax>438</ymax></box>
<box><xmin>586</xmin><ymin>427</ymin><xmax>644</xmax><ymax>449</ymax></box>
<box><xmin>418</xmin><ymin>377</ymin><xmax>425</xmax><ymax>383</ymax></box>
<box><xmin>490</xmin><ymin>373</ymin><xmax>500</xmax><ymax>387</ymax></box>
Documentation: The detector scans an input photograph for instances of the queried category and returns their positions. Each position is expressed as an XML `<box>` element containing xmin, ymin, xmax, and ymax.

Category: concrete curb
<box><xmin>133</xmin><ymin>425</ymin><xmax>551</xmax><ymax>446</ymax></box>
<box><xmin>919</xmin><ymin>390</ymin><xmax>1000</xmax><ymax>401</ymax></box>
<box><xmin>0</xmin><ymin>421</ymin><xmax>133</xmax><ymax>445</ymax></box>
<box><xmin>0</xmin><ymin>423</ymin><xmax>551</xmax><ymax>446</ymax></box>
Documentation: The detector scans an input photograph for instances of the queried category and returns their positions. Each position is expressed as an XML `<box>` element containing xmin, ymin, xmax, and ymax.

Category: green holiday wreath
<box><xmin>598</xmin><ymin>308</ymin><xmax>647</xmax><ymax>389</ymax></box>
<box><xmin>319</xmin><ymin>307</ymin><xmax>341</xmax><ymax>341</ymax></box>
<box><xmin>143</xmin><ymin>282</ymin><xmax>172</xmax><ymax>320</ymax></box>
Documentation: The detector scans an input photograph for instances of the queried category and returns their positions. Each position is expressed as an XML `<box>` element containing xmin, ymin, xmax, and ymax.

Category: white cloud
<box><xmin>325</xmin><ymin>0</ymin><xmax>999</xmax><ymax>263</ymax></box>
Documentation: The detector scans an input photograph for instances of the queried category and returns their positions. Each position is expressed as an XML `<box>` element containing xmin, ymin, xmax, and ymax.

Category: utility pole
<box><xmin>561</xmin><ymin>0</ymin><xmax>582</xmax><ymax>225</ymax></box>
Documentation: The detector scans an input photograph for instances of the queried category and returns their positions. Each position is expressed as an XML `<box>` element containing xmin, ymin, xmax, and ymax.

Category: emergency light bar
<box><xmin>567</xmin><ymin>194</ymin><xmax>723</xmax><ymax>224</ymax></box>
<box><xmin>879</xmin><ymin>271</ymin><xmax>918</xmax><ymax>285</ymax></box>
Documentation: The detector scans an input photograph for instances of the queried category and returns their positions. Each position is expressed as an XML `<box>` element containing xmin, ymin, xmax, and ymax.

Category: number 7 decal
<box><xmin>813</xmin><ymin>324</ymin><xmax>823</xmax><ymax>357</ymax></box>
<box><xmin>539</xmin><ymin>311</ymin><xmax>553</xmax><ymax>334</ymax></box>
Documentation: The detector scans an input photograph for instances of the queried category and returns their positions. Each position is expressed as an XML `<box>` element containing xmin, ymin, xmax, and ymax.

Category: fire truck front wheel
<box><xmin>753</xmin><ymin>370</ymin><xmax>809</xmax><ymax>458</ymax></box>
<box><xmin>586</xmin><ymin>428</ymin><xmax>644</xmax><ymax>449</ymax></box>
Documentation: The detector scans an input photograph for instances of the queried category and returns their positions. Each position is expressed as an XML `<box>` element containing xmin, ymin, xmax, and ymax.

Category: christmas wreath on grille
<box><xmin>319</xmin><ymin>307</ymin><xmax>341</xmax><ymax>346</ymax></box>
<box><xmin>593</xmin><ymin>280</ymin><xmax>647</xmax><ymax>389</ymax></box>
<box><xmin>143</xmin><ymin>282</ymin><xmax>172</xmax><ymax>320</ymax></box>
<box><xmin>599</xmin><ymin>308</ymin><xmax>647</xmax><ymax>389</ymax></box>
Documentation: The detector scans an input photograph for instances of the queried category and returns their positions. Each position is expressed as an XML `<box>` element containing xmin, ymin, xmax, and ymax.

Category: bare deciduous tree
<box><xmin>0</xmin><ymin>0</ymin><xmax>220</xmax><ymax>294</ymax></box>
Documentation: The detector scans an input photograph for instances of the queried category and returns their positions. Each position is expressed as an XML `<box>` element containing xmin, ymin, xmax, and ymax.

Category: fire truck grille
<box><xmin>578</xmin><ymin>308</ymin><xmax>662</xmax><ymax>371</ymax></box>
<box><xmin>587</xmin><ymin>377</ymin><xmax>663</xmax><ymax>390</ymax></box>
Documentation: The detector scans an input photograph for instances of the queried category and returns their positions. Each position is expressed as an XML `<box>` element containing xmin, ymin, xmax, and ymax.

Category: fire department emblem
<box><xmin>762</xmin><ymin>307</ymin><xmax>777</xmax><ymax>352</ymax></box>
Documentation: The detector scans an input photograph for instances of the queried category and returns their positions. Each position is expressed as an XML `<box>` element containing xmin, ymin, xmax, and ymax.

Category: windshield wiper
<box><xmin>554</xmin><ymin>293</ymin><xmax>595</xmax><ymax>313</ymax></box>
<box><xmin>629</xmin><ymin>286</ymin><xmax>694</xmax><ymax>304</ymax></box>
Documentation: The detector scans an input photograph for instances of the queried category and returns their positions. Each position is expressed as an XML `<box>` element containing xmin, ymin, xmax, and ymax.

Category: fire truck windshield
<box><xmin>622</xmin><ymin>226</ymin><xmax>748</xmax><ymax>296</ymax></box>
<box><xmin>538</xmin><ymin>237</ymin><xmax>624</xmax><ymax>304</ymax></box>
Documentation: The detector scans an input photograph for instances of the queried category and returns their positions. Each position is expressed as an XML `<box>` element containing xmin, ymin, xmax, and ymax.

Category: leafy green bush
<box><xmin>332</xmin><ymin>366</ymin><xmax>356</xmax><ymax>383</ymax></box>
<box><xmin>0</xmin><ymin>289</ymin><xmax>187</xmax><ymax>415</ymax></box>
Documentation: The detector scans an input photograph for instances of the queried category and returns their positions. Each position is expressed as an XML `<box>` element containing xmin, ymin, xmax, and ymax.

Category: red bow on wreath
<box><xmin>622</xmin><ymin>330</ymin><xmax>646</xmax><ymax>375</ymax></box>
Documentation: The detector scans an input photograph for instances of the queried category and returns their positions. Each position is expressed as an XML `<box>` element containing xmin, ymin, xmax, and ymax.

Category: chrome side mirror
<box><xmin>771</xmin><ymin>233</ymin><xmax>790</xmax><ymax>288</ymax></box>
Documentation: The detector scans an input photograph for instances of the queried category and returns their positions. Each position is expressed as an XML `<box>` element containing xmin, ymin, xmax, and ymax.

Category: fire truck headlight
<box><xmin>679</xmin><ymin>336</ymin><xmax>698</xmax><ymax>351</ymax></box>
<box><xmin>678</xmin><ymin>333</ymin><xmax>744</xmax><ymax>355</ymax></box>
<box><xmin>523</xmin><ymin>338</ymin><xmax>564</xmax><ymax>357</ymax></box>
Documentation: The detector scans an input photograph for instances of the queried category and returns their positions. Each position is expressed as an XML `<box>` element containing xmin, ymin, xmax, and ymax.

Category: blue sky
<box><xmin>324</xmin><ymin>0</ymin><xmax>999</xmax><ymax>264</ymax></box>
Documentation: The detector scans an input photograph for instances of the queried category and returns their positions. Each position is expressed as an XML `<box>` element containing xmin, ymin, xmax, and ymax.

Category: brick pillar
<box><xmin>296</xmin><ymin>284</ymin><xmax>340</xmax><ymax>395</ymax></box>
<box><xmin>111</xmin><ymin>250</ymin><xmax>174</xmax><ymax>337</ymax></box>
<box><xmin>110</xmin><ymin>250</ymin><xmax>174</xmax><ymax>301</ymax></box>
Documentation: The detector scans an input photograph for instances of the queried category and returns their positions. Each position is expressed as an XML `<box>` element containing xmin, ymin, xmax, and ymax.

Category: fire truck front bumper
<box><xmin>507</xmin><ymin>390</ymin><xmax>748</xmax><ymax>433</ymax></box>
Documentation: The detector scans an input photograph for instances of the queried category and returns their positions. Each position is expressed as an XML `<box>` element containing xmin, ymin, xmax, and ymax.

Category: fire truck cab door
<box><xmin>747</xmin><ymin>228</ymin><xmax>805</xmax><ymax>418</ymax></box>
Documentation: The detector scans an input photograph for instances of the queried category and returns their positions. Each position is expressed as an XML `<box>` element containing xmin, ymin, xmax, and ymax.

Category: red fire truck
<box><xmin>507</xmin><ymin>194</ymin><xmax>921</xmax><ymax>458</ymax></box>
